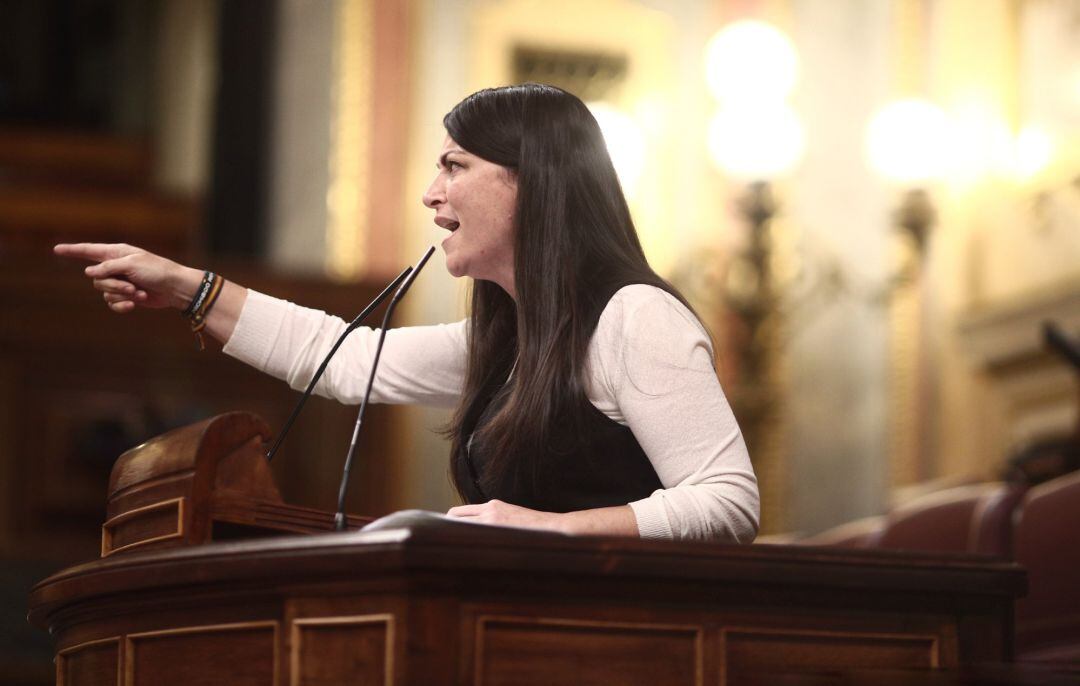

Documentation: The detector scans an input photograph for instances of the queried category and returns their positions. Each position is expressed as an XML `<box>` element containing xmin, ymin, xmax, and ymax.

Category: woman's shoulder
<box><xmin>591</xmin><ymin>283</ymin><xmax>712</xmax><ymax>365</ymax></box>
<box><xmin>606</xmin><ymin>283</ymin><xmax>683</xmax><ymax>306</ymax></box>
<box><xmin>587</xmin><ymin>283</ymin><xmax>715</xmax><ymax>400</ymax></box>
<box><xmin>601</xmin><ymin>284</ymin><xmax>707</xmax><ymax>334</ymax></box>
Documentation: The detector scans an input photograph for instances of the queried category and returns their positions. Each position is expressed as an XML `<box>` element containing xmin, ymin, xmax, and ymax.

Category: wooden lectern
<box><xmin>29</xmin><ymin>413</ymin><xmax>1026</xmax><ymax>685</ymax></box>
<box><xmin>97</xmin><ymin>412</ymin><xmax>370</xmax><ymax>558</ymax></box>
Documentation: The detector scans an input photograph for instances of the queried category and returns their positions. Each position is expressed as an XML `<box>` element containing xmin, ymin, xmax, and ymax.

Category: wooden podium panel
<box><xmin>471</xmin><ymin>616</ymin><xmax>703</xmax><ymax>685</ymax></box>
<box><xmin>29</xmin><ymin>511</ymin><xmax>1025</xmax><ymax>686</ymax></box>
<box><xmin>100</xmin><ymin>412</ymin><xmax>370</xmax><ymax>559</ymax></box>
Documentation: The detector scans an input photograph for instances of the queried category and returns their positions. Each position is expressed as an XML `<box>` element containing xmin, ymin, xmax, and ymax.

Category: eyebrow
<box><xmin>437</xmin><ymin>148</ymin><xmax>467</xmax><ymax>169</ymax></box>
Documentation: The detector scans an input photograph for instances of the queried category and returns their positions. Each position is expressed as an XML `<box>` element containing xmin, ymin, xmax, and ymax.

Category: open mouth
<box><xmin>446</xmin><ymin>221</ymin><xmax>460</xmax><ymax>232</ymax></box>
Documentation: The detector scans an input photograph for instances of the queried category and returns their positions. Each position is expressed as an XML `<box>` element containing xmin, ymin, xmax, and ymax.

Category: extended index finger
<box><xmin>53</xmin><ymin>243</ymin><xmax>129</xmax><ymax>263</ymax></box>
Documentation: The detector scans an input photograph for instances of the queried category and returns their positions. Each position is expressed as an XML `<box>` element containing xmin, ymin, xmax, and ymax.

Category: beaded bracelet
<box><xmin>183</xmin><ymin>271</ymin><xmax>224</xmax><ymax>350</ymax></box>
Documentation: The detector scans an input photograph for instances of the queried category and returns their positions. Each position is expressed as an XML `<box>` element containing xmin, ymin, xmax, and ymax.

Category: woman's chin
<box><xmin>443</xmin><ymin>257</ymin><xmax>466</xmax><ymax>279</ymax></box>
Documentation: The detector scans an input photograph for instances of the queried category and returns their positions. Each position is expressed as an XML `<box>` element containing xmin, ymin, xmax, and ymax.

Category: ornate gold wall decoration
<box><xmin>511</xmin><ymin>47</ymin><xmax>628</xmax><ymax>102</ymax></box>
<box><xmin>326</xmin><ymin>0</ymin><xmax>375</xmax><ymax>280</ymax></box>
<box><xmin>469</xmin><ymin>0</ymin><xmax>679</xmax><ymax>272</ymax></box>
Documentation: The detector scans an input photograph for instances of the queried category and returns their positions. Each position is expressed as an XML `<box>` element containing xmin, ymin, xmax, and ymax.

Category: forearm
<box><xmin>556</xmin><ymin>505</ymin><xmax>639</xmax><ymax>536</ymax></box>
<box><xmin>630</xmin><ymin>483</ymin><xmax>759</xmax><ymax>542</ymax></box>
<box><xmin>447</xmin><ymin>500</ymin><xmax>640</xmax><ymax>537</ymax></box>
<box><xmin>223</xmin><ymin>291</ymin><xmax>468</xmax><ymax>405</ymax></box>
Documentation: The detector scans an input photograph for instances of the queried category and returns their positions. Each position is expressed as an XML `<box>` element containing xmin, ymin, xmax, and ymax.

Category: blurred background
<box><xmin>2</xmin><ymin>0</ymin><xmax>1079</xmax><ymax>681</ymax></box>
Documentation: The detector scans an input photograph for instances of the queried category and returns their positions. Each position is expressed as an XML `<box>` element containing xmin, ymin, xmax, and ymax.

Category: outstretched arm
<box><xmin>53</xmin><ymin>243</ymin><xmax>248</xmax><ymax>344</ymax></box>
<box><xmin>57</xmin><ymin>242</ymin><xmax>469</xmax><ymax>407</ymax></box>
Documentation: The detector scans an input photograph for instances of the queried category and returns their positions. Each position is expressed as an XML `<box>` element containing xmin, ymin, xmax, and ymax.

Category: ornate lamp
<box><xmin>865</xmin><ymin>98</ymin><xmax>950</xmax><ymax>284</ymax></box>
<box><xmin>701</xmin><ymin>19</ymin><xmax>804</xmax><ymax>533</ymax></box>
<box><xmin>865</xmin><ymin>97</ymin><xmax>950</xmax><ymax>486</ymax></box>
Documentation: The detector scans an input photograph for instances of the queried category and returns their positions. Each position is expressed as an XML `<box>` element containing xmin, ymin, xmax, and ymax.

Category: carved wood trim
<box><xmin>289</xmin><ymin>614</ymin><xmax>395</xmax><ymax>686</ymax></box>
<box><xmin>57</xmin><ymin>635</ymin><xmax>122</xmax><ymax>686</ymax></box>
<box><xmin>107</xmin><ymin>470</ymin><xmax>194</xmax><ymax>503</ymax></box>
<box><xmin>718</xmin><ymin>625</ymin><xmax>941</xmax><ymax>684</ymax></box>
<box><xmin>473</xmin><ymin>615</ymin><xmax>704</xmax><ymax>686</ymax></box>
<box><xmin>124</xmin><ymin>620</ymin><xmax>279</xmax><ymax>686</ymax></box>
<box><xmin>101</xmin><ymin>496</ymin><xmax>186</xmax><ymax>557</ymax></box>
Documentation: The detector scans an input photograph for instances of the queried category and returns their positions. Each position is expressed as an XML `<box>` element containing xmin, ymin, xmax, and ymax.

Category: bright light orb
<box><xmin>588</xmin><ymin>102</ymin><xmax>646</xmax><ymax>199</ymax></box>
<box><xmin>865</xmin><ymin>99</ymin><xmax>951</xmax><ymax>184</ymax></box>
<box><xmin>1013</xmin><ymin>125</ymin><xmax>1054</xmax><ymax>181</ymax></box>
<box><xmin>707</xmin><ymin>104</ymin><xmax>805</xmax><ymax>180</ymax></box>
<box><xmin>946</xmin><ymin>103</ymin><xmax>1015</xmax><ymax>183</ymax></box>
<box><xmin>705</xmin><ymin>20</ymin><xmax>798</xmax><ymax>104</ymax></box>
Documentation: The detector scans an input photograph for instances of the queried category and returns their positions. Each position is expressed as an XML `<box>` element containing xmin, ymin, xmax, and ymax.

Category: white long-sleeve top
<box><xmin>222</xmin><ymin>284</ymin><xmax>760</xmax><ymax>543</ymax></box>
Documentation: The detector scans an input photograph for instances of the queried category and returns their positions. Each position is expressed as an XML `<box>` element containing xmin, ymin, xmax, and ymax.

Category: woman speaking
<box><xmin>55</xmin><ymin>84</ymin><xmax>759</xmax><ymax>542</ymax></box>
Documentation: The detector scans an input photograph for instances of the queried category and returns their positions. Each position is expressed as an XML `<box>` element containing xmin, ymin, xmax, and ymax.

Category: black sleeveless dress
<box><xmin>451</xmin><ymin>284</ymin><xmax>665</xmax><ymax>513</ymax></box>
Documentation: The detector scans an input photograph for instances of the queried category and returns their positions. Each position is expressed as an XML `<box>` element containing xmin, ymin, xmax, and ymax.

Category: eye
<box><xmin>445</xmin><ymin>160</ymin><xmax>463</xmax><ymax>172</ymax></box>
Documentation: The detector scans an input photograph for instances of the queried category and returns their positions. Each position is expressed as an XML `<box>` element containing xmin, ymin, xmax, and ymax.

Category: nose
<box><xmin>422</xmin><ymin>174</ymin><xmax>444</xmax><ymax>209</ymax></box>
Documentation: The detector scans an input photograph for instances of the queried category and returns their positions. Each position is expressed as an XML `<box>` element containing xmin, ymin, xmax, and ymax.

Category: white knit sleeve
<box><xmin>588</xmin><ymin>285</ymin><xmax>760</xmax><ymax>543</ymax></box>
<box><xmin>223</xmin><ymin>289</ymin><xmax>466</xmax><ymax>407</ymax></box>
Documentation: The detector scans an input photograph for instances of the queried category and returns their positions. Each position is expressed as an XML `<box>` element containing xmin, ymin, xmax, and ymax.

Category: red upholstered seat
<box><xmin>797</xmin><ymin>482</ymin><xmax>1025</xmax><ymax>555</ymax></box>
<box><xmin>1014</xmin><ymin>470</ymin><xmax>1080</xmax><ymax>662</ymax></box>
<box><xmin>970</xmin><ymin>482</ymin><xmax>1027</xmax><ymax>558</ymax></box>
<box><xmin>877</xmin><ymin>483</ymin><xmax>1019</xmax><ymax>555</ymax></box>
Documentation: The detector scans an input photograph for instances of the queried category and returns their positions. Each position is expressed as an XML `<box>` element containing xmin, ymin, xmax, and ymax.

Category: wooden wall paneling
<box><xmin>290</xmin><ymin>614</ymin><xmax>393</xmax><ymax>686</ymax></box>
<box><xmin>57</xmin><ymin>637</ymin><xmax>120</xmax><ymax>686</ymax></box>
<box><xmin>459</xmin><ymin>599</ymin><xmax>691</xmax><ymax>684</ymax></box>
<box><xmin>719</xmin><ymin>626</ymin><xmax>939</xmax><ymax>684</ymax></box>
<box><xmin>125</xmin><ymin>621</ymin><xmax>278</xmax><ymax>686</ymax></box>
<box><xmin>472</xmin><ymin>615</ymin><xmax>703</xmax><ymax>686</ymax></box>
<box><xmin>666</xmin><ymin>581</ymin><xmax>963</xmax><ymax>669</ymax></box>
<box><xmin>284</xmin><ymin>594</ymin><xmax>408</xmax><ymax>686</ymax></box>
<box><xmin>0</xmin><ymin>130</ymin><xmax>153</xmax><ymax>187</ymax></box>
<box><xmin>455</xmin><ymin>585</ymin><xmax>962</xmax><ymax>683</ymax></box>
<box><xmin>47</xmin><ymin>587</ymin><xmax>286</xmax><ymax>674</ymax></box>
<box><xmin>399</xmin><ymin>592</ymin><xmax>462</xmax><ymax>686</ymax></box>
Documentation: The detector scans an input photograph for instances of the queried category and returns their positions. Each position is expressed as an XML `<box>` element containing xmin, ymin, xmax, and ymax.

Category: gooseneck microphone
<box><xmin>265</xmin><ymin>266</ymin><xmax>413</xmax><ymax>462</ymax></box>
<box><xmin>334</xmin><ymin>245</ymin><xmax>436</xmax><ymax>531</ymax></box>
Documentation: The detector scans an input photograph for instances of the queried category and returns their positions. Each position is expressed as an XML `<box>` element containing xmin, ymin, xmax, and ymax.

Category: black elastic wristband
<box><xmin>194</xmin><ymin>274</ymin><xmax>224</xmax><ymax>320</ymax></box>
<box><xmin>183</xmin><ymin>271</ymin><xmax>215</xmax><ymax>317</ymax></box>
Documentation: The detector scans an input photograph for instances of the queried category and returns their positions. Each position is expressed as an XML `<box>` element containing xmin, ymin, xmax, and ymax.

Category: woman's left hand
<box><xmin>446</xmin><ymin>499</ymin><xmax>565</xmax><ymax>533</ymax></box>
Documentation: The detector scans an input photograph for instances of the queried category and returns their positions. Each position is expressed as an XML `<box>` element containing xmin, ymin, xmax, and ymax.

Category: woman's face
<box><xmin>423</xmin><ymin>135</ymin><xmax>518</xmax><ymax>297</ymax></box>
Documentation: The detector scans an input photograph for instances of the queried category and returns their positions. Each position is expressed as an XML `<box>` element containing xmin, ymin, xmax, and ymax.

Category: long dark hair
<box><xmin>445</xmin><ymin>84</ymin><xmax>688</xmax><ymax>500</ymax></box>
